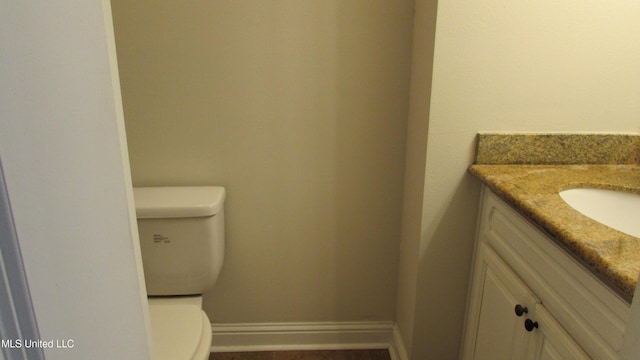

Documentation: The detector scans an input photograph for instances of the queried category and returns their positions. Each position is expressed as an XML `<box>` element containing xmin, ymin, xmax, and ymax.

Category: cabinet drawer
<box><xmin>478</xmin><ymin>188</ymin><xmax>630</xmax><ymax>359</ymax></box>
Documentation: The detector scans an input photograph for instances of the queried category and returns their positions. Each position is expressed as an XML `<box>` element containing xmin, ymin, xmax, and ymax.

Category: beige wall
<box><xmin>395</xmin><ymin>0</ymin><xmax>436</xmax><ymax>356</ymax></box>
<box><xmin>111</xmin><ymin>1</ymin><xmax>414</xmax><ymax>323</ymax></box>
<box><xmin>399</xmin><ymin>0</ymin><xmax>640</xmax><ymax>358</ymax></box>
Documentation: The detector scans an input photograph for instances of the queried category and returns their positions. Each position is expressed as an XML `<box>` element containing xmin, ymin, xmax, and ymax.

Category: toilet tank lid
<box><xmin>133</xmin><ymin>186</ymin><xmax>226</xmax><ymax>219</ymax></box>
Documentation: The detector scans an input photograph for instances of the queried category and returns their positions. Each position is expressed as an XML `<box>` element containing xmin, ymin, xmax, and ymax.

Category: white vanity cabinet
<box><xmin>461</xmin><ymin>187</ymin><xmax>631</xmax><ymax>359</ymax></box>
<box><xmin>464</xmin><ymin>243</ymin><xmax>588</xmax><ymax>359</ymax></box>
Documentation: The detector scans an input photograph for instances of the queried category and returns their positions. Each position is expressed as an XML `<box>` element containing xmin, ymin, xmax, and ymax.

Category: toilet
<box><xmin>133</xmin><ymin>186</ymin><xmax>226</xmax><ymax>360</ymax></box>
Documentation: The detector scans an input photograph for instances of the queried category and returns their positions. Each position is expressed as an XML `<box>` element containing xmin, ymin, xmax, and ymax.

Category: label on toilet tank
<box><xmin>153</xmin><ymin>234</ymin><xmax>170</xmax><ymax>244</ymax></box>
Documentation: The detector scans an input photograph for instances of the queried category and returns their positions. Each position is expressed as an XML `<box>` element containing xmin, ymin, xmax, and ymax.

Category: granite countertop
<box><xmin>469</xmin><ymin>164</ymin><xmax>640</xmax><ymax>301</ymax></box>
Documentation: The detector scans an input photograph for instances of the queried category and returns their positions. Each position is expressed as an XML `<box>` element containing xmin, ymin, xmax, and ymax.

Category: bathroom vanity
<box><xmin>461</xmin><ymin>134</ymin><xmax>640</xmax><ymax>359</ymax></box>
<box><xmin>461</xmin><ymin>187</ymin><xmax>630</xmax><ymax>359</ymax></box>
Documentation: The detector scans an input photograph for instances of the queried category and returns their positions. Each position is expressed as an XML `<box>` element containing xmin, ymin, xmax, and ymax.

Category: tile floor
<box><xmin>209</xmin><ymin>349</ymin><xmax>391</xmax><ymax>360</ymax></box>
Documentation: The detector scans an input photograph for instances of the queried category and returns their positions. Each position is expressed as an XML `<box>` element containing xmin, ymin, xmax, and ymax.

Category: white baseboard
<box><xmin>390</xmin><ymin>324</ymin><xmax>408</xmax><ymax>360</ymax></box>
<box><xmin>210</xmin><ymin>321</ymin><xmax>408</xmax><ymax>360</ymax></box>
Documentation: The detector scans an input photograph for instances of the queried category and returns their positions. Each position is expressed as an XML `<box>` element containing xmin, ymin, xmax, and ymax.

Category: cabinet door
<box><xmin>461</xmin><ymin>243</ymin><xmax>540</xmax><ymax>360</ymax></box>
<box><xmin>525</xmin><ymin>304</ymin><xmax>589</xmax><ymax>360</ymax></box>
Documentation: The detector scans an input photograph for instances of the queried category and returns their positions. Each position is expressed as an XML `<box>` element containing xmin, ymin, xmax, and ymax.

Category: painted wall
<box><xmin>395</xmin><ymin>0</ymin><xmax>437</xmax><ymax>356</ymax></box>
<box><xmin>0</xmin><ymin>1</ymin><xmax>151</xmax><ymax>359</ymax></box>
<box><xmin>397</xmin><ymin>0</ymin><xmax>640</xmax><ymax>358</ymax></box>
<box><xmin>111</xmin><ymin>1</ymin><xmax>414</xmax><ymax>323</ymax></box>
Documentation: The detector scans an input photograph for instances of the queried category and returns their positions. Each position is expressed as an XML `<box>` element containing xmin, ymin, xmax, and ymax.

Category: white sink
<box><xmin>559</xmin><ymin>188</ymin><xmax>640</xmax><ymax>238</ymax></box>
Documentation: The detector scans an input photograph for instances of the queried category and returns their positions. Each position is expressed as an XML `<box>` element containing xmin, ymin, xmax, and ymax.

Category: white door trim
<box><xmin>0</xmin><ymin>158</ymin><xmax>43</xmax><ymax>360</ymax></box>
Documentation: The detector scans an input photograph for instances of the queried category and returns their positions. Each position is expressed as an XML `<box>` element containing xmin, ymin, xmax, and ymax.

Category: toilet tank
<box><xmin>133</xmin><ymin>186</ymin><xmax>225</xmax><ymax>296</ymax></box>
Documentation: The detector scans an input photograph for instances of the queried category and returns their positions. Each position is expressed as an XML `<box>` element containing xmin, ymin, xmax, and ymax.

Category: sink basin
<box><xmin>559</xmin><ymin>188</ymin><xmax>640</xmax><ymax>238</ymax></box>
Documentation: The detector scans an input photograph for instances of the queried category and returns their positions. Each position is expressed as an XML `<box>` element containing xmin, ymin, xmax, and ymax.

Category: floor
<box><xmin>209</xmin><ymin>349</ymin><xmax>391</xmax><ymax>360</ymax></box>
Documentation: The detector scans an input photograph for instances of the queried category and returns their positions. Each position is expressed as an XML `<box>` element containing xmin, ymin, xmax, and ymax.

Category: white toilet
<box><xmin>133</xmin><ymin>186</ymin><xmax>226</xmax><ymax>360</ymax></box>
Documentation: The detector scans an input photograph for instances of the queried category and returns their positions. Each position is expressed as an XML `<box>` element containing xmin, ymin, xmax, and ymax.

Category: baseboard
<box><xmin>390</xmin><ymin>324</ymin><xmax>409</xmax><ymax>360</ymax></box>
<box><xmin>210</xmin><ymin>321</ymin><xmax>408</xmax><ymax>360</ymax></box>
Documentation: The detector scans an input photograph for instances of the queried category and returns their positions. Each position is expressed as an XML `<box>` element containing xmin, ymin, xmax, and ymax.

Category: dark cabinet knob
<box><xmin>514</xmin><ymin>304</ymin><xmax>528</xmax><ymax>317</ymax></box>
<box><xmin>524</xmin><ymin>319</ymin><xmax>539</xmax><ymax>332</ymax></box>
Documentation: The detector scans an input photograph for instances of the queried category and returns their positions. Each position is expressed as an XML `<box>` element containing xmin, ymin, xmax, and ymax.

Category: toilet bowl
<box><xmin>133</xmin><ymin>186</ymin><xmax>226</xmax><ymax>360</ymax></box>
<box><xmin>148</xmin><ymin>297</ymin><xmax>212</xmax><ymax>360</ymax></box>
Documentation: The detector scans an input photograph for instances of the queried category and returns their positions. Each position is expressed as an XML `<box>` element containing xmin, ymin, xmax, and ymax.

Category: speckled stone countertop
<box><xmin>470</xmin><ymin>134</ymin><xmax>640</xmax><ymax>302</ymax></box>
<box><xmin>476</xmin><ymin>133</ymin><xmax>640</xmax><ymax>165</ymax></box>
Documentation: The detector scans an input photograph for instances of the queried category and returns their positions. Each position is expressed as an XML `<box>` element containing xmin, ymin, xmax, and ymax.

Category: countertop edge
<box><xmin>469</xmin><ymin>164</ymin><xmax>640</xmax><ymax>302</ymax></box>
